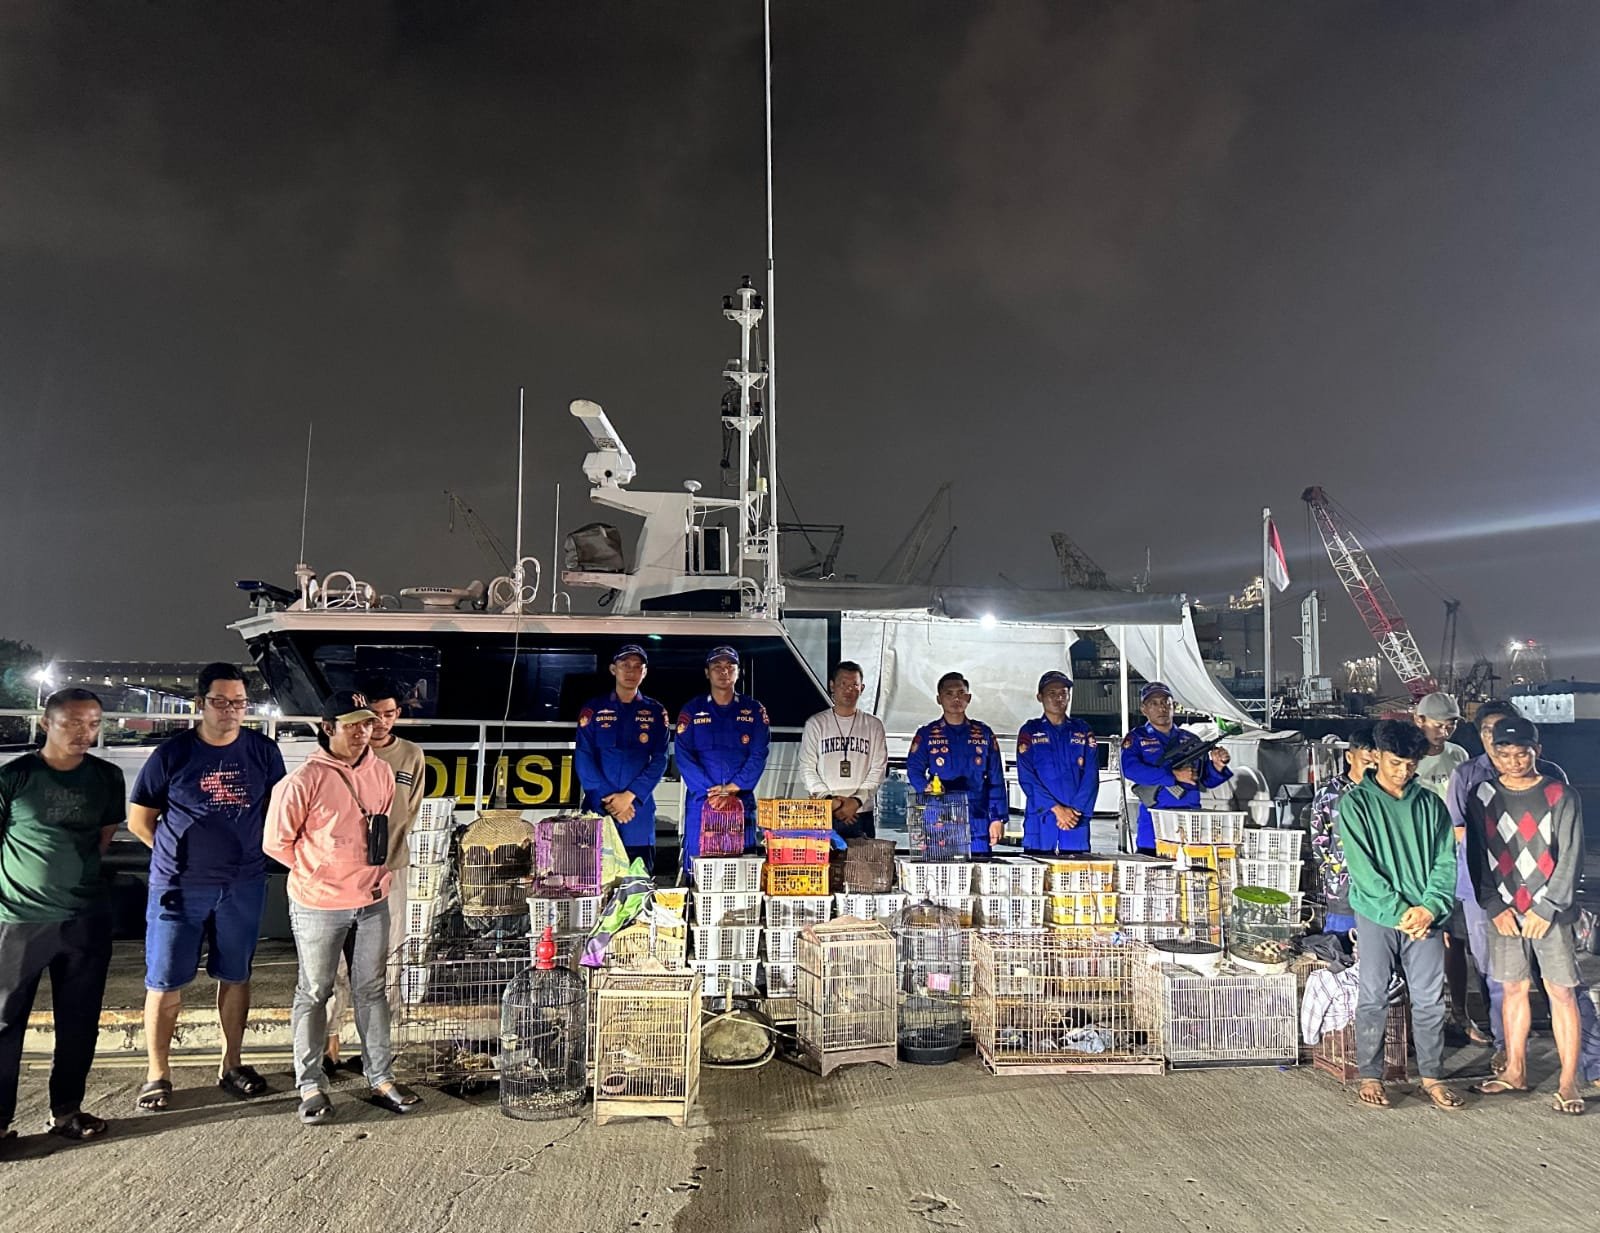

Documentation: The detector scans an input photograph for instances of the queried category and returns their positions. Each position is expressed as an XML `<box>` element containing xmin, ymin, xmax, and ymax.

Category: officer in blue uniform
<box><xmin>905</xmin><ymin>671</ymin><xmax>1009</xmax><ymax>854</ymax></box>
<box><xmin>575</xmin><ymin>644</ymin><xmax>670</xmax><ymax>872</ymax></box>
<box><xmin>1119</xmin><ymin>681</ymin><xmax>1233</xmax><ymax>853</ymax></box>
<box><xmin>674</xmin><ymin>645</ymin><xmax>771</xmax><ymax>873</ymax></box>
<box><xmin>1017</xmin><ymin>670</ymin><xmax>1099</xmax><ymax>855</ymax></box>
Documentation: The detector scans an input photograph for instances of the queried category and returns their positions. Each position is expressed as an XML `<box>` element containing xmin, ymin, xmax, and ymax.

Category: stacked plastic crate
<box><xmin>396</xmin><ymin>797</ymin><xmax>458</xmax><ymax>1002</ymax></box>
<box><xmin>898</xmin><ymin>859</ymin><xmax>975</xmax><ymax>927</ymax></box>
<box><xmin>764</xmin><ymin>893</ymin><xmax>832</xmax><ymax>1001</ymax></box>
<box><xmin>1042</xmin><ymin>858</ymin><xmax>1119</xmax><ymax>932</ymax></box>
<box><xmin>1153</xmin><ymin>809</ymin><xmax>1243</xmax><ymax>942</ymax></box>
<box><xmin>1115</xmin><ymin>858</ymin><xmax>1182</xmax><ymax>943</ymax></box>
<box><xmin>690</xmin><ymin>856</ymin><xmax>765</xmax><ymax>998</ymax></box>
<box><xmin>1238</xmin><ymin>828</ymin><xmax>1306</xmax><ymax>921</ymax></box>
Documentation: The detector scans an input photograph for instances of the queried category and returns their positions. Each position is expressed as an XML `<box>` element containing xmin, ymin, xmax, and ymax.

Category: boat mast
<box><xmin>761</xmin><ymin>0</ymin><xmax>783</xmax><ymax>613</ymax></box>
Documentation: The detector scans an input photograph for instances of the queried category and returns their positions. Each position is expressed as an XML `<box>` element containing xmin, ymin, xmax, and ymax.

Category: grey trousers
<box><xmin>289</xmin><ymin>900</ymin><xmax>394</xmax><ymax>1093</ymax></box>
<box><xmin>1355</xmin><ymin>913</ymin><xmax>1448</xmax><ymax>1080</ymax></box>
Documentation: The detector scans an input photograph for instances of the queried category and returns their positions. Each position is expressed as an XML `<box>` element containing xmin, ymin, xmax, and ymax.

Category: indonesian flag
<box><xmin>1266</xmin><ymin>518</ymin><xmax>1291</xmax><ymax>592</ymax></box>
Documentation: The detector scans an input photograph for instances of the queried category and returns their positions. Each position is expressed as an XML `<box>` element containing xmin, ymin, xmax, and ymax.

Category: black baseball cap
<box><xmin>1491</xmin><ymin>715</ymin><xmax>1540</xmax><ymax>748</ymax></box>
<box><xmin>321</xmin><ymin>690</ymin><xmax>376</xmax><ymax>723</ymax></box>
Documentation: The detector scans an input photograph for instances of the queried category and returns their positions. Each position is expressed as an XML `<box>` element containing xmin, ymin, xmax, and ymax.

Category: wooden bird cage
<box><xmin>459</xmin><ymin>811</ymin><xmax>536</xmax><ymax>920</ymax></box>
<box><xmin>971</xmin><ymin>930</ymin><xmax>1163</xmax><ymax>1076</ymax></box>
<box><xmin>835</xmin><ymin>838</ymin><xmax>896</xmax><ymax>893</ymax></box>
<box><xmin>533</xmin><ymin>814</ymin><xmax>605</xmax><ymax>895</ymax></box>
<box><xmin>796</xmin><ymin>919</ymin><xmax>898</xmax><ymax>1075</ymax></box>
<box><xmin>592</xmin><ymin>970</ymin><xmax>702</xmax><ymax>1127</ymax></box>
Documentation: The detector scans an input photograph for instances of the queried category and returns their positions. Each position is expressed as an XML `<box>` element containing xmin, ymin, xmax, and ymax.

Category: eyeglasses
<box><xmin>205</xmin><ymin>697</ymin><xmax>250</xmax><ymax>712</ymax></box>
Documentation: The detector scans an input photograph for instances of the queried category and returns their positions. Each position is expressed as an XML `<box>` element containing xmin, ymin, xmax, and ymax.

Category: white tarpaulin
<box><xmin>1107</xmin><ymin>606</ymin><xmax>1254</xmax><ymax>727</ymax></box>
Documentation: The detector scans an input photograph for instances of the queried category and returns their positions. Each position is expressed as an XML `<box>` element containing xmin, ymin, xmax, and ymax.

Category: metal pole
<box><xmin>1117</xmin><ymin>625</ymin><xmax>1130</xmax><ymax>736</ymax></box>
<box><xmin>1262</xmin><ymin>506</ymin><xmax>1273</xmax><ymax>730</ymax></box>
<box><xmin>762</xmin><ymin>0</ymin><xmax>782</xmax><ymax>610</ymax></box>
<box><xmin>551</xmin><ymin>482</ymin><xmax>561</xmax><ymax>612</ymax></box>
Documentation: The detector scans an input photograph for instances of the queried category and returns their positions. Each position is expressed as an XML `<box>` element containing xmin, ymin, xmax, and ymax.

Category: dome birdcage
<box><xmin>459</xmin><ymin>810</ymin><xmax>536</xmax><ymax>922</ymax></box>
<box><xmin>894</xmin><ymin>899</ymin><xmax>964</xmax><ymax>1064</ymax></box>
<box><xmin>499</xmin><ymin>927</ymin><xmax>588</xmax><ymax>1120</ymax></box>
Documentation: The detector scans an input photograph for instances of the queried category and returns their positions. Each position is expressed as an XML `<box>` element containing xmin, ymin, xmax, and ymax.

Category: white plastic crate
<box><xmin>1046</xmin><ymin>861</ymin><xmax>1117</xmax><ymax>893</ymax></box>
<box><xmin>928</xmin><ymin>894</ymin><xmax>976</xmax><ymax>927</ymax></box>
<box><xmin>900</xmin><ymin>926</ymin><xmax>973</xmax><ymax>966</ymax></box>
<box><xmin>765</xmin><ymin>896</ymin><xmax>832</xmax><ymax>929</ymax></box>
<box><xmin>413</xmin><ymin>797</ymin><xmax>459</xmax><ymax>830</ymax></box>
<box><xmin>1242</xmin><ymin>829</ymin><xmax>1305</xmax><ymax>864</ymax></box>
<box><xmin>1123</xmin><ymin>923</ymin><xmax>1182</xmax><ymax>943</ymax></box>
<box><xmin>898</xmin><ymin>860</ymin><xmax>974</xmax><ymax>898</ymax></box>
<box><xmin>1152</xmin><ymin>810</ymin><xmax>1246</xmax><ymax>845</ymax></box>
<box><xmin>408</xmin><ymin>828</ymin><xmax>453</xmax><ymax>865</ymax></box>
<box><xmin>833</xmin><ymin>892</ymin><xmax>908</xmax><ymax>924</ymax></box>
<box><xmin>692</xmin><ymin>958</ymin><xmax>761</xmax><ymax>998</ymax></box>
<box><xmin>691</xmin><ymin>925</ymin><xmax>764</xmax><ymax>960</ymax></box>
<box><xmin>403</xmin><ymin>894</ymin><xmax>448</xmax><ymax>939</ymax></box>
<box><xmin>1118</xmin><ymin>893</ymin><xmax>1181</xmax><ymax>923</ymax></box>
<box><xmin>399</xmin><ymin>964</ymin><xmax>430</xmax><ymax>1005</ymax></box>
<box><xmin>693</xmin><ymin>856</ymin><xmax>765</xmax><ymax>893</ymax></box>
<box><xmin>406</xmin><ymin>860</ymin><xmax>448</xmax><ymax>901</ymax></box>
<box><xmin>973</xmin><ymin>896</ymin><xmax>1046</xmax><ymax>928</ymax></box>
<box><xmin>1237</xmin><ymin>859</ymin><xmax>1299</xmax><ymax>895</ymax></box>
<box><xmin>973</xmin><ymin>858</ymin><xmax>1047</xmax><ymax>897</ymax></box>
<box><xmin>527</xmin><ymin>895</ymin><xmax>600</xmax><ymax>934</ymax></box>
<box><xmin>694</xmin><ymin>891</ymin><xmax>766</xmax><ymax>927</ymax></box>
<box><xmin>765</xmin><ymin>961</ymin><xmax>797</xmax><ymax>998</ymax></box>
<box><xmin>1115</xmin><ymin>859</ymin><xmax>1178</xmax><ymax>894</ymax></box>
<box><xmin>765</xmin><ymin>927</ymin><xmax>800</xmax><ymax>963</ymax></box>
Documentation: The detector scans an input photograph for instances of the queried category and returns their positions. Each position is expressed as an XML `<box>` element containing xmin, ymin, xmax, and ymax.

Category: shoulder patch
<box><xmin>676</xmin><ymin>711</ymin><xmax>690</xmax><ymax>735</ymax></box>
<box><xmin>578</xmin><ymin>708</ymin><xmax>592</xmax><ymax>727</ymax></box>
<box><xmin>1122</xmin><ymin>735</ymin><xmax>1133</xmax><ymax>749</ymax></box>
<box><xmin>1017</xmin><ymin>733</ymin><xmax>1032</xmax><ymax>753</ymax></box>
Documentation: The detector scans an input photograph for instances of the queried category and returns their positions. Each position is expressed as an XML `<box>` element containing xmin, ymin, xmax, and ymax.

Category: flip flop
<box><xmin>1553</xmin><ymin>1093</ymin><xmax>1586</xmax><ymax>1116</ymax></box>
<box><xmin>298</xmin><ymin>1092</ymin><xmax>335</xmax><ymax>1125</ymax></box>
<box><xmin>1357</xmin><ymin>1079</ymin><xmax>1391</xmax><ymax>1108</ymax></box>
<box><xmin>1420</xmin><ymin>1082</ymin><xmax>1466</xmax><ymax>1111</ymax></box>
<box><xmin>1470</xmin><ymin>1078</ymin><xmax>1527</xmax><ymax>1095</ymax></box>
<box><xmin>135</xmin><ymin>1079</ymin><xmax>172</xmax><ymax>1112</ymax></box>
<box><xmin>218</xmin><ymin>1066</ymin><xmax>269</xmax><ymax>1099</ymax></box>
<box><xmin>46</xmin><ymin>1112</ymin><xmax>108</xmax><ymax>1141</ymax></box>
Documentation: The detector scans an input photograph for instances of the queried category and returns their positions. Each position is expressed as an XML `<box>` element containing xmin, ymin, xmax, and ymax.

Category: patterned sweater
<box><xmin>1464</xmin><ymin>777</ymin><xmax>1585</xmax><ymax>923</ymax></box>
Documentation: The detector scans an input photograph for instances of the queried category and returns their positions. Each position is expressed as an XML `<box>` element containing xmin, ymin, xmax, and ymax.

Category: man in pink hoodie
<box><xmin>264</xmin><ymin>692</ymin><xmax>421</xmax><ymax>1124</ymax></box>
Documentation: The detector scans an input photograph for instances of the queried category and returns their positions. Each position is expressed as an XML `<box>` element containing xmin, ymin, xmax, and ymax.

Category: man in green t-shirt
<box><xmin>1337</xmin><ymin>718</ymin><xmax>1463</xmax><ymax>1112</ymax></box>
<box><xmin>0</xmin><ymin>688</ymin><xmax>125</xmax><ymax>1145</ymax></box>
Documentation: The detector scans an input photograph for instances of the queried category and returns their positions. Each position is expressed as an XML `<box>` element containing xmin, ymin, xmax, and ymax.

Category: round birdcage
<box><xmin>1228</xmin><ymin>887</ymin><xmax>1294</xmax><ymax>973</ymax></box>
<box><xmin>499</xmin><ymin>928</ymin><xmax>588</xmax><ymax>1120</ymax></box>
<box><xmin>460</xmin><ymin>811</ymin><xmax>536</xmax><ymax>923</ymax></box>
<box><xmin>894</xmin><ymin>900</ymin><xmax>964</xmax><ymax>1064</ymax></box>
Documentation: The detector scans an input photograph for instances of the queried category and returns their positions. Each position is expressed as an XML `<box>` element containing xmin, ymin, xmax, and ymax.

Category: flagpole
<box><xmin>1262</xmin><ymin>506</ymin><xmax>1273</xmax><ymax>731</ymax></box>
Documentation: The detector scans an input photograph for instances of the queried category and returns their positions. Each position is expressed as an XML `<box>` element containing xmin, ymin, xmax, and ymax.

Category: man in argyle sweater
<box><xmin>1463</xmin><ymin>716</ymin><xmax>1588</xmax><ymax>1115</ymax></box>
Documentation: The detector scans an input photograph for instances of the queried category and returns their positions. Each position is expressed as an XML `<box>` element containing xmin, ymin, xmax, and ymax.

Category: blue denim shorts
<box><xmin>145</xmin><ymin>880</ymin><xmax>268</xmax><ymax>990</ymax></box>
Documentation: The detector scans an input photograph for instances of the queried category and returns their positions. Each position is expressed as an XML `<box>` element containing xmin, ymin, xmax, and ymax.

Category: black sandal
<box><xmin>369</xmin><ymin>1083</ymin><xmax>422</xmax><ymax>1114</ymax></box>
<box><xmin>47</xmin><ymin>1112</ymin><xmax>108</xmax><ymax>1141</ymax></box>
<box><xmin>135</xmin><ymin>1079</ymin><xmax>172</xmax><ymax>1112</ymax></box>
<box><xmin>218</xmin><ymin>1066</ymin><xmax>269</xmax><ymax>1099</ymax></box>
<box><xmin>297</xmin><ymin>1092</ymin><xmax>335</xmax><ymax>1124</ymax></box>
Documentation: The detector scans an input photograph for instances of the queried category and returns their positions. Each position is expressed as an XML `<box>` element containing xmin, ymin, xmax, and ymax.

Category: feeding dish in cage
<box><xmin>499</xmin><ymin>927</ymin><xmax>589</xmax><ymax>1120</ymax></box>
<box><xmin>1149</xmin><ymin>938</ymin><xmax>1223</xmax><ymax>977</ymax></box>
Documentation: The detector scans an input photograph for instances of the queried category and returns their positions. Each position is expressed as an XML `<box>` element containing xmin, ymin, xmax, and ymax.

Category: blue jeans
<box><xmin>289</xmin><ymin>900</ymin><xmax>394</xmax><ymax>1093</ymax></box>
<box><xmin>1355</xmin><ymin>914</ymin><xmax>1448</xmax><ymax>1080</ymax></box>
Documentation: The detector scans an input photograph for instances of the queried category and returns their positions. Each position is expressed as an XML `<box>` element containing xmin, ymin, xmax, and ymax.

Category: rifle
<box><xmin>1130</xmin><ymin>722</ymin><xmax>1240</xmax><ymax>808</ymax></box>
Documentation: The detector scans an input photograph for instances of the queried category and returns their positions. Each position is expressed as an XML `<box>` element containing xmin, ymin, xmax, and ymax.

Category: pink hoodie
<box><xmin>264</xmin><ymin>746</ymin><xmax>397</xmax><ymax>910</ymax></box>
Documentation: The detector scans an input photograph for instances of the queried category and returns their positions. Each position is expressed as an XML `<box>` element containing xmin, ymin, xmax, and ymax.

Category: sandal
<box><xmin>1420</xmin><ymin>1081</ymin><xmax>1466</xmax><ymax>1110</ymax></box>
<box><xmin>46</xmin><ymin>1111</ymin><xmax>108</xmax><ymax>1141</ymax></box>
<box><xmin>298</xmin><ymin>1092</ymin><xmax>335</xmax><ymax>1124</ymax></box>
<box><xmin>135</xmin><ymin>1079</ymin><xmax>172</xmax><ymax>1112</ymax></box>
<box><xmin>1491</xmin><ymin>1050</ymin><xmax>1507</xmax><ymax>1075</ymax></box>
<box><xmin>1553</xmin><ymin>1093</ymin><xmax>1586</xmax><ymax>1116</ymax></box>
<box><xmin>369</xmin><ymin>1082</ymin><xmax>422</xmax><ymax>1115</ymax></box>
<box><xmin>218</xmin><ymin>1066</ymin><xmax>269</xmax><ymax>1099</ymax></box>
<box><xmin>1357</xmin><ymin>1079</ymin><xmax>1391</xmax><ymax>1108</ymax></box>
<box><xmin>1465</xmin><ymin>1022</ymin><xmax>1493</xmax><ymax>1046</ymax></box>
<box><xmin>1470</xmin><ymin>1078</ymin><xmax>1527</xmax><ymax>1095</ymax></box>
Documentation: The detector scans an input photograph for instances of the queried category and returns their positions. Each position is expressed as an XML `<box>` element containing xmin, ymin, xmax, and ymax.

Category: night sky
<box><xmin>5</xmin><ymin>1</ymin><xmax>1599</xmax><ymax>688</ymax></box>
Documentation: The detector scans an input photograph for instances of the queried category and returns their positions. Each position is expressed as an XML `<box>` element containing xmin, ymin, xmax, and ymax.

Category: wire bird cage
<box><xmin>908</xmin><ymin>792</ymin><xmax>971</xmax><ymax>861</ymax></box>
<box><xmin>1133</xmin><ymin>963</ymin><xmax>1298</xmax><ymax>1069</ymax></box>
<box><xmin>971</xmin><ymin>930</ymin><xmax>1163</xmax><ymax>1075</ymax></box>
<box><xmin>459</xmin><ymin>811</ymin><xmax>537</xmax><ymax>923</ymax></box>
<box><xmin>696</xmin><ymin>798</ymin><xmax>749</xmax><ymax>858</ymax></box>
<box><xmin>1228</xmin><ymin>887</ymin><xmax>1295</xmax><ymax>972</ymax></box>
<box><xmin>394</xmin><ymin>937</ymin><xmax>532</xmax><ymax>1085</ymax></box>
<box><xmin>894</xmin><ymin>901</ymin><xmax>964</xmax><ymax>1064</ymax></box>
<box><xmin>592</xmin><ymin>970</ymin><xmax>702</xmax><ymax>1127</ymax></box>
<box><xmin>797</xmin><ymin>919</ymin><xmax>898</xmax><ymax>1075</ymax></box>
<box><xmin>533</xmin><ymin>814</ymin><xmax>605</xmax><ymax>895</ymax></box>
<box><xmin>499</xmin><ymin>928</ymin><xmax>588</xmax><ymax>1119</ymax></box>
<box><xmin>1312</xmin><ymin>1002</ymin><xmax>1411</xmax><ymax>1083</ymax></box>
<box><xmin>835</xmin><ymin>838</ymin><xmax>897</xmax><ymax>893</ymax></box>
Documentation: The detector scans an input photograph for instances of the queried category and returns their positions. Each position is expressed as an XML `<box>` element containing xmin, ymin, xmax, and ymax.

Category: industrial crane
<box><xmin>1301</xmin><ymin>486</ymin><xmax>1439</xmax><ymax>701</ymax></box>
<box><xmin>444</xmin><ymin>490</ymin><xmax>514</xmax><ymax>576</ymax></box>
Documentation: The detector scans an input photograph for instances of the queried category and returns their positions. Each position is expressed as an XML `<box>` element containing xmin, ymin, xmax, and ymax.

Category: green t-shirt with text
<box><xmin>0</xmin><ymin>752</ymin><xmax>125</xmax><ymax>923</ymax></box>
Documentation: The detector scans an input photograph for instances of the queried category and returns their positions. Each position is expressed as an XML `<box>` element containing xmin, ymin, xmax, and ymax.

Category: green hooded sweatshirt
<box><xmin>1334</xmin><ymin>775</ymin><xmax>1457</xmax><ymax>928</ymax></box>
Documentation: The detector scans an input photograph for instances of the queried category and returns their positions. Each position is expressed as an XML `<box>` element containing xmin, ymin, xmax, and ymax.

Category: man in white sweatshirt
<box><xmin>800</xmin><ymin>662</ymin><xmax>888</xmax><ymax>838</ymax></box>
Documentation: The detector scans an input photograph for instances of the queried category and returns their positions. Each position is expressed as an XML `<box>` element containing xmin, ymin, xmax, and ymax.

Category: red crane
<box><xmin>1301</xmin><ymin>486</ymin><xmax>1438</xmax><ymax>701</ymax></box>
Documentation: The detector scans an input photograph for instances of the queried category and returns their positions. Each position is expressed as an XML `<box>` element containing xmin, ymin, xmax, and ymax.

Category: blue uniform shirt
<box><xmin>575</xmin><ymin>690</ymin><xmax>669</xmax><ymax>849</ymax></box>
<box><xmin>905</xmin><ymin>718</ymin><xmax>1008</xmax><ymax>854</ymax></box>
<box><xmin>674</xmin><ymin>692</ymin><xmax>771</xmax><ymax>868</ymax></box>
<box><xmin>1016</xmin><ymin>715</ymin><xmax>1099</xmax><ymax>853</ymax></box>
<box><xmin>1119</xmin><ymin>720</ymin><xmax>1233</xmax><ymax>850</ymax></box>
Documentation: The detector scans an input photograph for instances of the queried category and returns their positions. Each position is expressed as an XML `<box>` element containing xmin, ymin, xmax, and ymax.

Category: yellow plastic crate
<box><xmin>757</xmin><ymin>799</ymin><xmax>832</xmax><ymax>829</ymax></box>
<box><xmin>764</xmin><ymin>863</ymin><xmax>829</xmax><ymax>896</ymax></box>
<box><xmin>1047</xmin><ymin>891</ymin><xmax>1119</xmax><ymax>926</ymax></box>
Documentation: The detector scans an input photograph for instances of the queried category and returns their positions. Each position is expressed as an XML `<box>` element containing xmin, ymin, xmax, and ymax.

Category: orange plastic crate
<box><xmin>757</xmin><ymin>799</ymin><xmax>832</xmax><ymax>829</ymax></box>
<box><xmin>764</xmin><ymin>863</ymin><xmax>829</xmax><ymax>896</ymax></box>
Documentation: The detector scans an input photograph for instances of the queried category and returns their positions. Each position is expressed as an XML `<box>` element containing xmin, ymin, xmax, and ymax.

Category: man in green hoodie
<box><xmin>1337</xmin><ymin>719</ymin><xmax>1463</xmax><ymax>1111</ymax></box>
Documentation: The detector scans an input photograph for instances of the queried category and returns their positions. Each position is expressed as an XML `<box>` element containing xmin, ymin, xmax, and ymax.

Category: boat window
<box><xmin>784</xmin><ymin>615</ymin><xmax>833</xmax><ymax>686</ymax></box>
<box><xmin>311</xmin><ymin>645</ymin><xmax>442</xmax><ymax>718</ymax></box>
<box><xmin>443</xmin><ymin>649</ymin><xmax>598</xmax><ymax>722</ymax></box>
